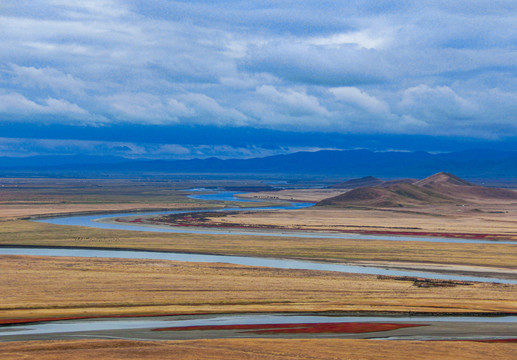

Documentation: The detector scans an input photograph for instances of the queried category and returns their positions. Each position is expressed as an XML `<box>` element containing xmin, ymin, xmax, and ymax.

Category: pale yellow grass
<box><xmin>204</xmin><ymin>205</ymin><xmax>517</xmax><ymax>238</ymax></box>
<box><xmin>1</xmin><ymin>255</ymin><xmax>516</xmax><ymax>321</ymax></box>
<box><xmin>2</xmin><ymin>220</ymin><xmax>517</xmax><ymax>268</ymax></box>
<box><xmin>0</xmin><ymin>339</ymin><xmax>515</xmax><ymax>360</ymax></box>
<box><xmin>237</xmin><ymin>188</ymin><xmax>346</xmax><ymax>202</ymax></box>
<box><xmin>0</xmin><ymin>202</ymin><xmax>208</xmax><ymax>221</ymax></box>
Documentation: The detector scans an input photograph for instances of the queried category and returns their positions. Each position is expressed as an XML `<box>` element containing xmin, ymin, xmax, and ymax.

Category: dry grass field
<box><xmin>231</xmin><ymin>179</ymin><xmax>517</xmax><ymax>240</ymax></box>
<box><xmin>0</xmin><ymin>178</ymin><xmax>211</xmax><ymax>220</ymax></box>
<box><xmin>1</xmin><ymin>255</ymin><xmax>515</xmax><ymax>321</ymax></box>
<box><xmin>1</xmin><ymin>339</ymin><xmax>516</xmax><ymax>360</ymax></box>
<box><xmin>237</xmin><ymin>188</ymin><xmax>345</xmax><ymax>202</ymax></box>
<box><xmin>0</xmin><ymin>177</ymin><xmax>275</xmax><ymax>220</ymax></box>
<box><xmin>1</xmin><ymin>219</ymin><xmax>517</xmax><ymax>269</ymax></box>
<box><xmin>1</xmin><ymin>178</ymin><xmax>516</xmax><ymax>358</ymax></box>
<box><xmin>193</xmin><ymin>204</ymin><xmax>517</xmax><ymax>240</ymax></box>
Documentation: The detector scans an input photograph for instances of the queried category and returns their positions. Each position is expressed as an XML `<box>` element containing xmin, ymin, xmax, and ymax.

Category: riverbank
<box><xmin>2</xmin><ymin>312</ymin><xmax>517</xmax><ymax>342</ymax></box>
<box><xmin>1</xmin><ymin>338</ymin><xmax>516</xmax><ymax>359</ymax></box>
<box><xmin>1</xmin><ymin>255</ymin><xmax>515</xmax><ymax>322</ymax></box>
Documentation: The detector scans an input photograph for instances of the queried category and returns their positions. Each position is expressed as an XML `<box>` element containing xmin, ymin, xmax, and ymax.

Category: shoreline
<box><xmin>2</xmin><ymin>244</ymin><xmax>517</xmax><ymax>282</ymax></box>
<box><xmin>102</xmin><ymin>214</ymin><xmax>517</xmax><ymax>243</ymax></box>
<box><xmin>2</xmin><ymin>312</ymin><xmax>517</xmax><ymax>343</ymax></box>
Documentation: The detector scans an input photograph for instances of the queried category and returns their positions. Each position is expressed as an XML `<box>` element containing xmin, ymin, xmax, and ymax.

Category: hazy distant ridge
<box><xmin>1</xmin><ymin>149</ymin><xmax>517</xmax><ymax>178</ymax></box>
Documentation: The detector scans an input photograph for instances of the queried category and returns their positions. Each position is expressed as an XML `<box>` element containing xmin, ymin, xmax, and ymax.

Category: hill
<box><xmin>317</xmin><ymin>172</ymin><xmax>517</xmax><ymax>208</ymax></box>
<box><xmin>328</xmin><ymin>176</ymin><xmax>385</xmax><ymax>189</ymax></box>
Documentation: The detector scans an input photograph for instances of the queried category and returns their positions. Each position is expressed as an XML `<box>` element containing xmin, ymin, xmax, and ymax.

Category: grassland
<box><xmin>1</xmin><ymin>177</ymin><xmax>516</xmax><ymax>358</ymax></box>
<box><xmin>190</xmin><ymin>204</ymin><xmax>517</xmax><ymax>240</ymax></box>
<box><xmin>0</xmin><ymin>177</ymin><xmax>274</xmax><ymax>220</ymax></box>
<box><xmin>0</xmin><ymin>178</ymin><xmax>208</xmax><ymax>220</ymax></box>
<box><xmin>1</xmin><ymin>255</ymin><xmax>516</xmax><ymax>321</ymax></box>
<box><xmin>231</xmin><ymin>181</ymin><xmax>517</xmax><ymax>240</ymax></box>
<box><xmin>2</xmin><ymin>219</ymin><xmax>517</xmax><ymax>269</ymax></box>
<box><xmin>1</xmin><ymin>339</ymin><xmax>516</xmax><ymax>360</ymax></box>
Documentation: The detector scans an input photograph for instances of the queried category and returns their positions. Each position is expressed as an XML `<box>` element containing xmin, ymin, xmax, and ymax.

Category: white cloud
<box><xmin>330</xmin><ymin>87</ymin><xmax>389</xmax><ymax>114</ymax></box>
<box><xmin>398</xmin><ymin>85</ymin><xmax>477</xmax><ymax>123</ymax></box>
<box><xmin>0</xmin><ymin>91</ymin><xmax>87</xmax><ymax>115</ymax></box>
<box><xmin>0</xmin><ymin>136</ymin><xmax>337</xmax><ymax>159</ymax></box>
<box><xmin>1</xmin><ymin>1</ymin><xmax>517</xmax><ymax>137</ymax></box>
<box><xmin>106</xmin><ymin>93</ymin><xmax>190</xmax><ymax>123</ymax></box>
<box><xmin>49</xmin><ymin>0</ymin><xmax>129</xmax><ymax>18</ymax></box>
<box><xmin>308</xmin><ymin>29</ymin><xmax>393</xmax><ymax>49</ymax></box>
<box><xmin>179</xmin><ymin>93</ymin><xmax>248</xmax><ymax>125</ymax></box>
<box><xmin>9</xmin><ymin>64</ymin><xmax>86</xmax><ymax>94</ymax></box>
<box><xmin>256</xmin><ymin>85</ymin><xmax>330</xmax><ymax>116</ymax></box>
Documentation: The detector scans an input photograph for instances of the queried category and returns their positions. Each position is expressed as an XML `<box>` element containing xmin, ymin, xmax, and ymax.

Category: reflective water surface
<box><xmin>1</xmin><ymin>313</ymin><xmax>516</xmax><ymax>337</ymax></box>
<box><xmin>35</xmin><ymin>190</ymin><xmax>517</xmax><ymax>245</ymax></box>
<box><xmin>1</xmin><ymin>247</ymin><xmax>516</xmax><ymax>284</ymax></box>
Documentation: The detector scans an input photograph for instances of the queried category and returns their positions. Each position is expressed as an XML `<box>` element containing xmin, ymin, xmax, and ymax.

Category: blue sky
<box><xmin>1</xmin><ymin>1</ymin><xmax>517</xmax><ymax>158</ymax></box>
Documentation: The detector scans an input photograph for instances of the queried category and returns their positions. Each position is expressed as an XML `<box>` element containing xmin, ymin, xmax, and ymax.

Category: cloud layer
<box><xmin>1</xmin><ymin>1</ymin><xmax>517</xmax><ymax>139</ymax></box>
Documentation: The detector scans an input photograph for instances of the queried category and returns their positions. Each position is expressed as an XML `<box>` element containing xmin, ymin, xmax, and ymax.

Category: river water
<box><xmin>35</xmin><ymin>191</ymin><xmax>517</xmax><ymax>245</ymax></box>
<box><xmin>1</xmin><ymin>190</ymin><xmax>516</xmax><ymax>341</ymax></box>
<box><xmin>1</xmin><ymin>313</ymin><xmax>516</xmax><ymax>338</ymax></box>
<box><xmin>18</xmin><ymin>190</ymin><xmax>515</xmax><ymax>284</ymax></box>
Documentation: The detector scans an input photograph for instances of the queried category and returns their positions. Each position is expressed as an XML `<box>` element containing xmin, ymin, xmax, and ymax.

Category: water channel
<box><xmin>1</xmin><ymin>190</ymin><xmax>515</xmax><ymax>341</ymax></box>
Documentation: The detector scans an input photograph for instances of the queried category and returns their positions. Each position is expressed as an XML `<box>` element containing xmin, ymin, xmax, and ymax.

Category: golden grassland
<box><xmin>1</xmin><ymin>255</ymin><xmax>516</xmax><ymax>321</ymax></box>
<box><xmin>1</xmin><ymin>178</ymin><xmax>516</xmax><ymax>358</ymax></box>
<box><xmin>237</xmin><ymin>188</ymin><xmax>346</xmax><ymax>202</ymax></box>
<box><xmin>2</xmin><ymin>219</ymin><xmax>517</xmax><ymax>269</ymax></box>
<box><xmin>1</xmin><ymin>339</ymin><xmax>516</xmax><ymax>360</ymax></box>
<box><xmin>1</xmin><ymin>219</ymin><xmax>517</xmax><ymax>269</ymax></box>
<box><xmin>0</xmin><ymin>178</ymin><xmax>204</xmax><ymax>220</ymax></box>
<box><xmin>0</xmin><ymin>177</ymin><xmax>277</xmax><ymax>220</ymax></box>
<box><xmin>198</xmin><ymin>204</ymin><xmax>517</xmax><ymax>239</ymax></box>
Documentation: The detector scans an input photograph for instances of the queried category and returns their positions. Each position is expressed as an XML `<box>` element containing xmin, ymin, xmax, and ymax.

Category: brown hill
<box><xmin>377</xmin><ymin>178</ymin><xmax>416</xmax><ymax>188</ymax></box>
<box><xmin>328</xmin><ymin>176</ymin><xmax>385</xmax><ymax>189</ymax></box>
<box><xmin>414</xmin><ymin>172</ymin><xmax>472</xmax><ymax>187</ymax></box>
<box><xmin>318</xmin><ymin>172</ymin><xmax>517</xmax><ymax>208</ymax></box>
<box><xmin>415</xmin><ymin>172</ymin><xmax>517</xmax><ymax>200</ymax></box>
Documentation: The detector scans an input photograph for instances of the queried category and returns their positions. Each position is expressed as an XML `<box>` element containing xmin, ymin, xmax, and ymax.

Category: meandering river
<box><xmin>35</xmin><ymin>191</ymin><xmax>517</xmax><ymax>245</ymax></box>
<box><xmin>1</xmin><ymin>190</ymin><xmax>516</xmax><ymax>341</ymax></box>
<box><xmin>14</xmin><ymin>190</ymin><xmax>512</xmax><ymax>284</ymax></box>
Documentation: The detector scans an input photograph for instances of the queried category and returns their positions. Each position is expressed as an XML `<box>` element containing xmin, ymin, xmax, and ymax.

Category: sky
<box><xmin>1</xmin><ymin>1</ymin><xmax>517</xmax><ymax>159</ymax></box>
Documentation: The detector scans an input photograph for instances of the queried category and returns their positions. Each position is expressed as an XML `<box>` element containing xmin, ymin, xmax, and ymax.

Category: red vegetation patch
<box><xmin>153</xmin><ymin>322</ymin><xmax>424</xmax><ymax>334</ymax></box>
<box><xmin>134</xmin><ymin>215</ymin><xmax>516</xmax><ymax>241</ymax></box>
<box><xmin>338</xmin><ymin>229</ymin><xmax>513</xmax><ymax>240</ymax></box>
<box><xmin>471</xmin><ymin>338</ymin><xmax>517</xmax><ymax>343</ymax></box>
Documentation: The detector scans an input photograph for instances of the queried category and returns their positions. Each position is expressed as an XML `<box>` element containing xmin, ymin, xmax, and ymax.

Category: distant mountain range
<box><xmin>318</xmin><ymin>172</ymin><xmax>517</xmax><ymax>208</ymax></box>
<box><xmin>1</xmin><ymin>149</ymin><xmax>517</xmax><ymax>179</ymax></box>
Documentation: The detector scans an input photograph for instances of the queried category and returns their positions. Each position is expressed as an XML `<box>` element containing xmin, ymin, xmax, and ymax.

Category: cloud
<box><xmin>398</xmin><ymin>85</ymin><xmax>477</xmax><ymax>124</ymax></box>
<box><xmin>0</xmin><ymin>136</ymin><xmax>337</xmax><ymax>159</ymax></box>
<box><xmin>240</xmin><ymin>40</ymin><xmax>390</xmax><ymax>86</ymax></box>
<box><xmin>0</xmin><ymin>91</ymin><xmax>87</xmax><ymax>116</ymax></box>
<box><xmin>8</xmin><ymin>64</ymin><xmax>86</xmax><ymax>94</ymax></box>
<box><xmin>1</xmin><ymin>1</ymin><xmax>517</xmax><ymax>139</ymax></box>
<box><xmin>106</xmin><ymin>93</ymin><xmax>190</xmax><ymax>123</ymax></box>
<box><xmin>179</xmin><ymin>93</ymin><xmax>248</xmax><ymax>125</ymax></box>
<box><xmin>256</xmin><ymin>85</ymin><xmax>330</xmax><ymax>116</ymax></box>
<box><xmin>308</xmin><ymin>29</ymin><xmax>393</xmax><ymax>49</ymax></box>
<box><xmin>330</xmin><ymin>87</ymin><xmax>389</xmax><ymax>114</ymax></box>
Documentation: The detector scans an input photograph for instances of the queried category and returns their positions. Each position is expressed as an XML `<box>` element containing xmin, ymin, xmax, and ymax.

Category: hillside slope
<box><xmin>328</xmin><ymin>176</ymin><xmax>385</xmax><ymax>189</ymax></box>
<box><xmin>317</xmin><ymin>172</ymin><xmax>517</xmax><ymax>208</ymax></box>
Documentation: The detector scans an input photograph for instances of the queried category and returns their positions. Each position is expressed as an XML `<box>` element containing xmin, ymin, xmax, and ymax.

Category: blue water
<box><xmin>36</xmin><ymin>192</ymin><xmax>517</xmax><ymax>245</ymax></box>
<box><xmin>0</xmin><ymin>247</ymin><xmax>515</xmax><ymax>284</ymax></box>
<box><xmin>23</xmin><ymin>190</ymin><xmax>517</xmax><ymax>284</ymax></box>
<box><xmin>0</xmin><ymin>313</ymin><xmax>515</xmax><ymax>337</ymax></box>
<box><xmin>189</xmin><ymin>191</ymin><xmax>264</xmax><ymax>202</ymax></box>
